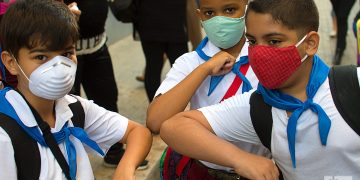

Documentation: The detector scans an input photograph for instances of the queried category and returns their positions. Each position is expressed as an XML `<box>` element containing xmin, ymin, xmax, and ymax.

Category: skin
<box><xmin>1</xmin><ymin>44</ymin><xmax>152</xmax><ymax>180</ymax></box>
<box><xmin>160</xmin><ymin>11</ymin><xmax>320</xmax><ymax>180</ymax></box>
<box><xmin>146</xmin><ymin>0</ymin><xmax>248</xmax><ymax>134</ymax></box>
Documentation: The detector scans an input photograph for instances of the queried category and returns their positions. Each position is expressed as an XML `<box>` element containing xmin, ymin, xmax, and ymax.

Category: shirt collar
<box><xmin>5</xmin><ymin>90</ymin><xmax>76</xmax><ymax>131</ymax></box>
<box><xmin>202</xmin><ymin>40</ymin><xmax>249</xmax><ymax>62</ymax></box>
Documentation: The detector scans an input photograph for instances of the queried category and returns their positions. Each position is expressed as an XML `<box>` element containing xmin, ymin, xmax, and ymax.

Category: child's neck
<box><xmin>18</xmin><ymin>87</ymin><xmax>56</xmax><ymax>128</ymax></box>
<box><xmin>279</xmin><ymin>58</ymin><xmax>313</xmax><ymax>102</ymax></box>
<box><xmin>222</xmin><ymin>37</ymin><xmax>246</xmax><ymax>58</ymax></box>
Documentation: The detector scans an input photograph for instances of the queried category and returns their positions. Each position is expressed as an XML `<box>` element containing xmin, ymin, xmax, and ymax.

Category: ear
<box><xmin>304</xmin><ymin>31</ymin><xmax>319</xmax><ymax>56</ymax></box>
<box><xmin>1</xmin><ymin>51</ymin><xmax>19</xmax><ymax>76</ymax></box>
<box><xmin>196</xmin><ymin>8</ymin><xmax>201</xmax><ymax>19</ymax></box>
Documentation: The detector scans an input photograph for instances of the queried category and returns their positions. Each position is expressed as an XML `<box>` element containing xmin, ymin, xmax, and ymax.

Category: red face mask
<box><xmin>248</xmin><ymin>35</ymin><xmax>308</xmax><ymax>89</ymax></box>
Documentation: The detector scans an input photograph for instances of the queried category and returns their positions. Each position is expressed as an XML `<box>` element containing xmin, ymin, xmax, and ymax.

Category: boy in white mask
<box><xmin>0</xmin><ymin>0</ymin><xmax>152</xmax><ymax>179</ymax></box>
<box><xmin>146</xmin><ymin>0</ymin><xmax>269</xmax><ymax>179</ymax></box>
<box><xmin>160</xmin><ymin>0</ymin><xmax>360</xmax><ymax>179</ymax></box>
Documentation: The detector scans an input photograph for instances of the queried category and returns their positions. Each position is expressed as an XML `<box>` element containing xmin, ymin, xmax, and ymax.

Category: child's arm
<box><xmin>112</xmin><ymin>120</ymin><xmax>152</xmax><ymax>180</ymax></box>
<box><xmin>160</xmin><ymin>110</ymin><xmax>279</xmax><ymax>180</ymax></box>
<box><xmin>147</xmin><ymin>51</ymin><xmax>236</xmax><ymax>133</ymax></box>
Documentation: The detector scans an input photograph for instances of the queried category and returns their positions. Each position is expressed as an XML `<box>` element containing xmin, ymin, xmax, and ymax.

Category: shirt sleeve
<box><xmin>0</xmin><ymin>127</ymin><xmax>17</xmax><ymax>180</ymax></box>
<box><xmin>154</xmin><ymin>52</ymin><xmax>200</xmax><ymax>98</ymax></box>
<box><xmin>199</xmin><ymin>90</ymin><xmax>262</xmax><ymax>145</ymax></box>
<box><xmin>76</xmin><ymin>97</ymin><xmax>129</xmax><ymax>154</ymax></box>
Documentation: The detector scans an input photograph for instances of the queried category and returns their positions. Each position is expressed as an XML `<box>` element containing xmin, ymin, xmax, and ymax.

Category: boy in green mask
<box><xmin>147</xmin><ymin>0</ymin><xmax>270</xmax><ymax>179</ymax></box>
<box><xmin>160</xmin><ymin>0</ymin><xmax>360</xmax><ymax>179</ymax></box>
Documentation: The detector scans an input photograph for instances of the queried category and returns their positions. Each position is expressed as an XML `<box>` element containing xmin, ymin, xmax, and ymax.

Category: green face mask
<box><xmin>202</xmin><ymin>15</ymin><xmax>245</xmax><ymax>49</ymax></box>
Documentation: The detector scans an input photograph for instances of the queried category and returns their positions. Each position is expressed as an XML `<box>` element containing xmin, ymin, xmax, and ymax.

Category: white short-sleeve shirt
<box><xmin>200</xmin><ymin>69</ymin><xmax>360</xmax><ymax>179</ymax></box>
<box><xmin>155</xmin><ymin>40</ymin><xmax>269</xmax><ymax>171</ymax></box>
<box><xmin>0</xmin><ymin>90</ymin><xmax>128</xmax><ymax>180</ymax></box>
<box><xmin>155</xmin><ymin>40</ymin><xmax>259</xmax><ymax>110</ymax></box>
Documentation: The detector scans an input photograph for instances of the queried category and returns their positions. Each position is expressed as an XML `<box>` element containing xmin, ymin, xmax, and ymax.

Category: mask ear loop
<box><xmin>295</xmin><ymin>34</ymin><xmax>308</xmax><ymax>47</ymax></box>
<box><xmin>12</xmin><ymin>54</ymin><xmax>31</xmax><ymax>82</ymax></box>
<box><xmin>295</xmin><ymin>34</ymin><xmax>309</xmax><ymax>62</ymax></box>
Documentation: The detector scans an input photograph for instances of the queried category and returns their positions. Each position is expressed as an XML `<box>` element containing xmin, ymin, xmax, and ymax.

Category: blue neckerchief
<box><xmin>195</xmin><ymin>37</ymin><xmax>253</xmax><ymax>96</ymax></box>
<box><xmin>0</xmin><ymin>87</ymin><xmax>105</xmax><ymax>180</ymax></box>
<box><xmin>256</xmin><ymin>55</ymin><xmax>330</xmax><ymax>168</ymax></box>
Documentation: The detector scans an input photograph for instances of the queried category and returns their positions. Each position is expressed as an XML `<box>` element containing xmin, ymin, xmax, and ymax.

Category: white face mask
<box><xmin>16</xmin><ymin>56</ymin><xmax>77</xmax><ymax>100</ymax></box>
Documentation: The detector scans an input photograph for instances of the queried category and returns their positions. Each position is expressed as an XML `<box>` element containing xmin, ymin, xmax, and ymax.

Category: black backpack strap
<box><xmin>0</xmin><ymin>113</ymin><xmax>40</xmax><ymax>180</ymax></box>
<box><xmin>250</xmin><ymin>92</ymin><xmax>273</xmax><ymax>150</ymax></box>
<box><xmin>329</xmin><ymin>65</ymin><xmax>360</xmax><ymax>136</ymax></box>
<box><xmin>68</xmin><ymin>98</ymin><xmax>85</xmax><ymax>128</ymax></box>
<box><xmin>0</xmin><ymin>95</ymin><xmax>85</xmax><ymax>180</ymax></box>
<box><xmin>249</xmin><ymin>92</ymin><xmax>284</xmax><ymax>180</ymax></box>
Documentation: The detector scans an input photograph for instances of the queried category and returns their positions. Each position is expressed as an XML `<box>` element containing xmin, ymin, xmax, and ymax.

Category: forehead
<box><xmin>199</xmin><ymin>0</ymin><xmax>246</xmax><ymax>8</ymax></box>
<box><xmin>245</xmin><ymin>11</ymin><xmax>297</xmax><ymax>38</ymax></box>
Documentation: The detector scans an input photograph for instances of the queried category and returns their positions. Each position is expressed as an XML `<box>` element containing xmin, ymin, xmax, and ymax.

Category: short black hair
<box><xmin>246</xmin><ymin>0</ymin><xmax>319</xmax><ymax>37</ymax></box>
<box><xmin>0</xmin><ymin>0</ymin><xmax>79</xmax><ymax>58</ymax></box>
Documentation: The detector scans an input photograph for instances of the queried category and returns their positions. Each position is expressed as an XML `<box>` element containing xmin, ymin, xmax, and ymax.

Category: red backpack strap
<box><xmin>221</xmin><ymin>64</ymin><xmax>250</xmax><ymax>101</ymax></box>
<box><xmin>163</xmin><ymin>147</ymin><xmax>172</xmax><ymax>180</ymax></box>
<box><xmin>176</xmin><ymin>156</ymin><xmax>191</xmax><ymax>177</ymax></box>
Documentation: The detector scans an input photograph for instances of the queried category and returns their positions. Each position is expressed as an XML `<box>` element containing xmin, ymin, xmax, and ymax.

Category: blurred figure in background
<box><xmin>136</xmin><ymin>0</ymin><xmax>188</xmax><ymax>102</ymax></box>
<box><xmin>66</xmin><ymin>0</ymin><xmax>148</xmax><ymax>169</ymax></box>
<box><xmin>330</xmin><ymin>0</ymin><xmax>356</xmax><ymax>65</ymax></box>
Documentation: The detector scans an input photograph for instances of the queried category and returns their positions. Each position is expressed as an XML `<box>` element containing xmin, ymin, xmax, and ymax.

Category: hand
<box><xmin>233</xmin><ymin>154</ymin><xmax>279</xmax><ymax>180</ymax></box>
<box><xmin>204</xmin><ymin>51</ymin><xmax>236</xmax><ymax>76</ymax></box>
<box><xmin>67</xmin><ymin>2</ymin><xmax>81</xmax><ymax>21</ymax></box>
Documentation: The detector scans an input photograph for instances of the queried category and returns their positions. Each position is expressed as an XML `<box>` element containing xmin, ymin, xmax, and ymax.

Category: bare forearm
<box><xmin>160</xmin><ymin>112</ymin><xmax>247</xmax><ymax>169</ymax></box>
<box><xmin>147</xmin><ymin>64</ymin><xmax>211</xmax><ymax>133</ymax></box>
<box><xmin>113</xmin><ymin>125</ymin><xmax>152</xmax><ymax>179</ymax></box>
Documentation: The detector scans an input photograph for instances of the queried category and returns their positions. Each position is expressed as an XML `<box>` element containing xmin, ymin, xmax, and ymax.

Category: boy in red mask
<box><xmin>160</xmin><ymin>0</ymin><xmax>360</xmax><ymax>179</ymax></box>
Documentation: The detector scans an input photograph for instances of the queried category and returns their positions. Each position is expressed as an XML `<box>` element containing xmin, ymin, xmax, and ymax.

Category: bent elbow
<box><xmin>146</xmin><ymin>116</ymin><xmax>161</xmax><ymax>134</ymax></box>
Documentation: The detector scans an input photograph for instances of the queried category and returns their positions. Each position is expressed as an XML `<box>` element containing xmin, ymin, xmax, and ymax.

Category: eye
<box><xmin>268</xmin><ymin>40</ymin><xmax>282</xmax><ymax>46</ymax></box>
<box><xmin>224</xmin><ymin>7</ymin><xmax>236</xmax><ymax>15</ymax></box>
<box><xmin>246</xmin><ymin>39</ymin><xmax>256</xmax><ymax>46</ymax></box>
<box><xmin>35</xmin><ymin>55</ymin><xmax>48</xmax><ymax>61</ymax></box>
<box><xmin>62</xmin><ymin>51</ymin><xmax>75</xmax><ymax>58</ymax></box>
<box><xmin>204</xmin><ymin>10</ymin><xmax>214</xmax><ymax>17</ymax></box>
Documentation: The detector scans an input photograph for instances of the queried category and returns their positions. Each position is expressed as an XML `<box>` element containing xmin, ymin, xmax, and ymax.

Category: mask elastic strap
<box><xmin>300</xmin><ymin>54</ymin><xmax>308</xmax><ymax>63</ymax></box>
<box><xmin>295</xmin><ymin>34</ymin><xmax>307</xmax><ymax>47</ymax></box>
<box><xmin>295</xmin><ymin>34</ymin><xmax>308</xmax><ymax>63</ymax></box>
<box><xmin>12</xmin><ymin>55</ymin><xmax>31</xmax><ymax>82</ymax></box>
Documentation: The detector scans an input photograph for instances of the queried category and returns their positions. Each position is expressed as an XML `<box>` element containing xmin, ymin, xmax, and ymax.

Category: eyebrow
<box><xmin>200</xmin><ymin>2</ymin><xmax>239</xmax><ymax>10</ymax></box>
<box><xmin>29</xmin><ymin>48</ymin><xmax>50</xmax><ymax>54</ymax></box>
<box><xmin>29</xmin><ymin>46</ymin><xmax>75</xmax><ymax>54</ymax></box>
<box><xmin>245</xmin><ymin>32</ymin><xmax>285</xmax><ymax>39</ymax></box>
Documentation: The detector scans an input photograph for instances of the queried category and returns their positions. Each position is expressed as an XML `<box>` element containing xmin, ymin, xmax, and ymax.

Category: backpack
<box><xmin>250</xmin><ymin>65</ymin><xmax>360</xmax><ymax>170</ymax></box>
<box><xmin>0</xmin><ymin>99</ymin><xmax>85</xmax><ymax>180</ymax></box>
<box><xmin>108</xmin><ymin>0</ymin><xmax>139</xmax><ymax>23</ymax></box>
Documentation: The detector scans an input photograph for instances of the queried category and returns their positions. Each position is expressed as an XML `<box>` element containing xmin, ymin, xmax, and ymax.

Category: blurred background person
<box><xmin>136</xmin><ymin>0</ymin><xmax>189</xmax><ymax>102</ymax></box>
<box><xmin>330</xmin><ymin>0</ymin><xmax>356</xmax><ymax>65</ymax></box>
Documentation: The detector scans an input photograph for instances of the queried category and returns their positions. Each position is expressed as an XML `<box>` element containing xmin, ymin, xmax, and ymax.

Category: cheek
<box><xmin>70</xmin><ymin>55</ymin><xmax>77</xmax><ymax>64</ymax></box>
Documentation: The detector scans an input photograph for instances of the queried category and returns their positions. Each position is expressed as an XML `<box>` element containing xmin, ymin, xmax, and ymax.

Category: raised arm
<box><xmin>112</xmin><ymin>121</ymin><xmax>152</xmax><ymax>180</ymax></box>
<box><xmin>160</xmin><ymin>110</ymin><xmax>279</xmax><ymax>180</ymax></box>
<box><xmin>146</xmin><ymin>51</ymin><xmax>236</xmax><ymax>134</ymax></box>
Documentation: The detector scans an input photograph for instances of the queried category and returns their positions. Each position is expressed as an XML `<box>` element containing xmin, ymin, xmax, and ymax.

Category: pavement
<box><xmin>90</xmin><ymin>0</ymin><xmax>359</xmax><ymax>179</ymax></box>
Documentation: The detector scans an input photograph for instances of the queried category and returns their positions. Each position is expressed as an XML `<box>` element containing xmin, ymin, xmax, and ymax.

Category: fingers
<box><xmin>207</xmin><ymin>51</ymin><xmax>236</xmax><ymax>75</ymax></box>
<box><xmin>68</xmin><ymin>2</ymin><xmax>81</xmax><ymax>18</ymax></box>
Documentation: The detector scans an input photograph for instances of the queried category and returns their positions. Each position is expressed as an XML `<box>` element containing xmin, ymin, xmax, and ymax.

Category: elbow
<box><xmin>146</xmin><ymin>114</ymin><xmax>161</xmax><ymax>134</ymax></box>
<box><xmin>146</xmin><ymin>107</ymin><xmax>163</xmax><ymax>134</ymax></box>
